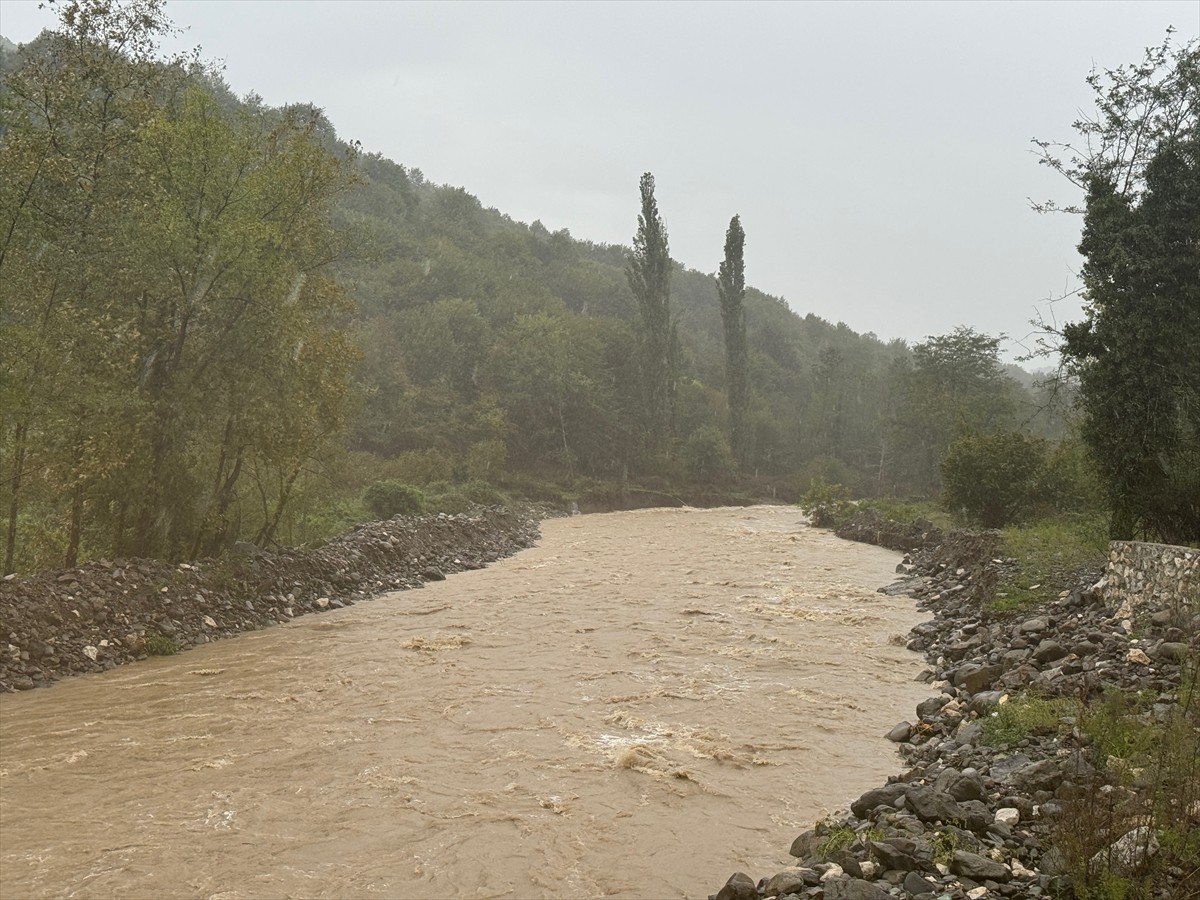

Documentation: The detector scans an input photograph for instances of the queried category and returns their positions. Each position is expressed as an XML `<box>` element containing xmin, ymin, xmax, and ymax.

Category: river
<box><xmin>0</xmin><ymin>505</ymin><xmax>930</xmax><ymax>899</ymax></box>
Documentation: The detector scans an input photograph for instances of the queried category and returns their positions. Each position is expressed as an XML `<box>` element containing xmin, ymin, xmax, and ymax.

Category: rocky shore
<box><xmin>0</xmin><ymin>506</ymin><xmax>541</xmax><ymax>692</ymax></box>
<box><xmin>713</xmin><ymin>512</ymin><xmax>1199</xmax><ymax>900</ymax></box>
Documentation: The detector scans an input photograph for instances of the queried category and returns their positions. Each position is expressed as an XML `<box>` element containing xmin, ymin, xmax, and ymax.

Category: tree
<box><xmin>941</xmin><ymin>430</ymin><xmax>1047</xmax><ymax>528</ymax></box>
<box><xmin>890</xmin><ymin>327</ymin><xmax>1017</xmax><ymax>494</ymax></box>
<box><xmin>0</xmin><ymin>1</ymin><xmax>359</xmax><ymax>567</ymax></box>
<box><xmin>716</xmin><ymin>214</ymin><xmax>750</xmax><ymax>468</ymax></box>
<box><xmin>1036</xmin><ymin>34</ymin><xmax>1200</xmax><ymax>543</ymax></box>
<box><xmin>626</xmin><ymin>172</ymin><xmax>674</xmax><ymax>453</ymax></box>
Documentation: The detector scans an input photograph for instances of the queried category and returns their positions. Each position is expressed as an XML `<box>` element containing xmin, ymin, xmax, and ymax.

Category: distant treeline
<box><xmin>2</xmin><ymin>1</ymin><xmax>1120</xmax><ymax>575</ymax></box>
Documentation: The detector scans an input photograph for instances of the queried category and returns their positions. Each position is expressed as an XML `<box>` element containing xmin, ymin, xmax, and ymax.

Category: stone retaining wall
<box><xmin>1101</xmin><ymin>539</ymin><xmax>1199</xmax><ymax>614</ymax></box>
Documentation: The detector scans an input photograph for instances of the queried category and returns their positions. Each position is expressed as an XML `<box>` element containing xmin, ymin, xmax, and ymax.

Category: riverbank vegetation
<box><xmin>3</xmin><ymin>2</ymin><xmax>1196</xmax><ymax>575</ymax></box>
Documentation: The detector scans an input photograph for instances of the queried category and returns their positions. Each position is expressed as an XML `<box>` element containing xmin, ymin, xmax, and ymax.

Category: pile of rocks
<box><xmin>1</xmin><ymin>506</ymin><xmax>541</xmax><ymax>692</ymax></box>
<box><xmin>713</xmin><ymin>519</ymin><xmax>1200</xmax><ymax>900</ymax></box>
<box><xmin>835</xmin><ymin>509</ymin><xmax>945</xmax><ymax>553</ymax></box>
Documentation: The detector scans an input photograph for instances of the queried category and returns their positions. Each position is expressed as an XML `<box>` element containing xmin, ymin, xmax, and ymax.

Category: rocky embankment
<box><xmin>713</xmin><ymin>511</ymin><xmax>1199</xmax><ymax>900</ymax></box>
<box><xmin>0</xmin><ymin>506</ymin><xmax>541</xmax><ymax>692</ymax></box>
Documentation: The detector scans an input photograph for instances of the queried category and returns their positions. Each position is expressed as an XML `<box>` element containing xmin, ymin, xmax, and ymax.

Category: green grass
<box><xmin>988</xmin><ymin>515</ymin><xmax>1108</xmax><ymax>613</ymax></box>
<box><xmin>981</xmin><ymin>693</ymin><xmax>1069</xmax><ymax>746</ymax></box>
<box><xmin>144</xmin><ymin>631</ymin><xmax>180</xmax><ymax>656</ymax></box>
<box><xmin>863</xmin><ymin>497</ymin><xmax>955</xmax><ymax>530</ymax></box>
<box><xmin>816</xmin><ymin>824</ymin><xmax>856</xmax><ymax>857</ymax></box>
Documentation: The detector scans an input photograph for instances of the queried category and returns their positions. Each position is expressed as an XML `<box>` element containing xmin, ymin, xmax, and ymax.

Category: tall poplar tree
<box><xmin>716</xmin><ymin>215</ymin><xmax>749</xmax><ymax>468</ymax></box>
<box><xmin>626</xmin><ymin>173</ymin><xmax>673</xmax><ymax>453</ymax></box>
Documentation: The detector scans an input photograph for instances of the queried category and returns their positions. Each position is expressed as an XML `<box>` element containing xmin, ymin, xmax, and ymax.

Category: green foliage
<box><xmin>890</xmin><ymin>327</ymin><xmax>1021</xmax><ymax>495</ymax></box>
<box><xmin>1052</xmin><ymin>658</ymin><xmax>1200</xmax><ymax>897</ymax></box>
<box><xmin>716</xmin><ymin>215</ymin><xmax>750</xmax><ymax>468</ymax></box>
<box><xmin>681</xmin><ymin>426</ymin><xmax>736</xmax><ymax>483</ymax></box>
<box><xmin>144</xmin><ymin>632</ymin><xmax>180</xmax><ymax>656</ymax></box>
<box><xmin>626</xmin><ymin>172</ymin><xmax>675</xmax><ymax>452</ymax></box>
<box><xmin>362</xmin><ymin>481</ymin><xmax>426</xmax><ymax>519</ymax></box>
<box><xmin>0</xmin><ymin>1</ymin><xmax>359</xmax><ymax>569</ymax></box>
<box><xmin>799</xmin><ymin>480</ymin><xmax>851</xmax><ymax>528</ymax></box>
<box><xmin>1038</xmin><ymin>35</ymin><xmax>1200</xmax><ymax>544</ymax></box>
<box><xmin>928</xmin><ymin>828</ymin><xmax>959</xmax><ymax>866</ymax></box>
<box><xmin>940</xmin><ymin>430</ymin><xmax>1047</xmax><ymax>528</ymax></box>
<box><xmin>816</xmin><ymin>825</ymin><xmax>856</xmax><ymax>857</ymax></box>
<box><xmin>1037</xmin><ymin>439</ymin><xmax>1108</xmax><ymax>517</ymax></box>
<box><xmin>981</xmin><ymin>694</ymin><xmax>1066</xmax><ymax>746</ymax></box>
<box><xmin>419</xmin><ymin>480</ymin><xmax>510</xmax><ymax>514</ymax></box>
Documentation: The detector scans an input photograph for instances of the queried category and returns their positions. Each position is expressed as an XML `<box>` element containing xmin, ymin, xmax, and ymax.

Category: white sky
<box><xmin>2</xmin><ymin>0</ymin><xmax>1197</xmax><ymax>359</ymax></box>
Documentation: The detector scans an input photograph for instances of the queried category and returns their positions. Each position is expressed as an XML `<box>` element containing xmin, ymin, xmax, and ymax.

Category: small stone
<box><xmin>819</xmin><ymin>863</ymin><xmax>844</xmax><ymax>881</ymax></box>
<box><xmin>203</xmin><ymin>616</ymin><xmax>217</xmax><ymax>628</ymax></box>
<box><xmin>315</xmin><ymin>598</ymin><xmax>330</xmax><ymax>609</ymax></box>
<box><xmin>995</xmin><ymin>807</ymin><xmax>1020</xmax><ymax>827</ymax></box>
<box><xmin>886</xmin><ymin>721</ymin><xmax>912</xmax><ymax>742</ymax></box>
<box><xmin>82</xmin><ymin>645</ymin><xmax>99</xmax><ymax>661</ymax></box>
<box><xmin>1126</xmin><ymin>648</ymin><xmax>1152</xmax><ymax>665</ymax></box>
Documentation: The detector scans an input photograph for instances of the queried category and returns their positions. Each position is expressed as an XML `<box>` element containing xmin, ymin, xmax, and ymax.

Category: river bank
<box><xmin>713</xmin><ymin>511</ymin><xmax>1199</xmax><ymax>900</ymax></box>
<box><xmin>0</xmin><ymin>506</ymin><xmax>542</xmax><ymax>692</ymax></box>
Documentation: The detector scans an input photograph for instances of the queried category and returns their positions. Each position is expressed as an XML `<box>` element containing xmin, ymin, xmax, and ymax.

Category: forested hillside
<box><xmin>1</xmin><ymin>1</ymin><xmax>1083</xmax><ymax>574</ymax></box>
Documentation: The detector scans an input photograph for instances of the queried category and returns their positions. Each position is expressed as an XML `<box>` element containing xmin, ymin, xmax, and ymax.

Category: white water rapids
<box><xmin>0</xmin><ymin>505</ymin><xmax>930</xmax><ymax>899</ymax></box>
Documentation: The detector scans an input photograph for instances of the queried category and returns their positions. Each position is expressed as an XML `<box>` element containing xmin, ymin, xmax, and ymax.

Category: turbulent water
<box><xmin>0</xmin><ymin>506</ymin><xmax>930</xmax><ymax>899</ymax></box>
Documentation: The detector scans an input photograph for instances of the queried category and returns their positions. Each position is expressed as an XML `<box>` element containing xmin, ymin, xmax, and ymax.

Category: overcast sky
<box><xmin>2</xmin><ymin>0</ymin><xmax>1197</xmax><ymax>359</ymax></box>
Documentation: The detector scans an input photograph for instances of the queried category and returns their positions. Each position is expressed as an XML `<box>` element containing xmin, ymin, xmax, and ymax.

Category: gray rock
<box><xmin>762</xmin><ymin>867</ymin><xmax>818</xmax><ymax>897</ymax></box>
<box><xmin>822</xmin><ymin>878</ymin><xmax>891</xmax><ymax>900</ymax></box>
<box><xmin>948</xmin><ymin>772</ymin><xmax>987</xmax><ymax>802</ymax></box>
<box><xmin>954</xmin><ymin>662</ymin><xmax>1002</xmax><ymax>693</ymax></box>
<box><xmin>886</xmin><ymin>721</ymin><xmax>913</xmax><ymax>742</ymax></box>
<box><xmin>1033</xmin><ymin>639</ymin><xmax>1068</xmax><ymax>663</ymax></box>
<box><xmin>1156</xmin><ymin>641</ymin><xmax>1188</xmax><ymax>661</ymax></box>
<box><xmin>903</xmin><ymin>870</ymin><xmax>935</xmax><ymax>895</ymax></box>
<box><xmin>851</xmin><ymin>783</ymin><xmax>907</xmax><ymax>819</ymax></box>
<box><xmin>789</xmin><ymin>828</ymin><xmax>821</xmax><ymax>859</ymax></box>
<box><xmin>950</xmin><ymin>850</ymin><xmax>1011</xmax><ymax>882</ymax></box>
<box><xmin>868</xmin><ymin>837</ymin><xmax>927</xmax><ymax>872</ymax></box>
<box><xmin>906</xmin><ymin>786</ymin><xmax>968</xmax><ymax>825</ymax></box>
<box><xmin>916</xmin><ymin>695</ymin><xmax>949</xmax><ymax>719</ymax></box>
<box><xmin>1019</xmin><ymin>616</ymin><xmax>1050</xmax><ymax>634</ymax></box>
<box><xmin>715</xmin><ymin>871</ymin><xmax>758</xmax><ymax>900</ymax></box>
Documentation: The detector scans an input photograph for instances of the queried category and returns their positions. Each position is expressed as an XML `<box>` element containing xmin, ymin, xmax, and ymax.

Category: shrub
<box><xmin>362</xmin><ymin>480</ymin><xmax>426</xmax><ymax>519</ymax></box>
<box><xmin>799</xmin><ymin>479</ymin><xmax>851</xmax><ymax>528</ymax></box>
<box><xmin>941</xmin><ymin>430</ymin><xmax>1048</xmax><ymax>528</ymax></box>
<box><xmin>144</xmin><ymin>631</ymin><xmax>180</xmax><ymax>656</ymax></box>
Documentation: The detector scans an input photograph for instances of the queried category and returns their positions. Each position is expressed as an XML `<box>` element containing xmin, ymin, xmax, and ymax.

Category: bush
<box><xmin>144</xmin><ymin>631</ymin><xmax>180</xmax><ymax>656</ymax></box>
<box><xmin>799</xmin><ymin>479</ymin><xmax>851</xmax><ymax>528</ymax></box>
<box><xmin>941</xmin><ymin>430</ymin><xmax>1047</xmax><ymax>528</ymax></box>
<box><xmin>362</xmin><ymin>480</ymin><xmax>426</xmax><ymax>519</ymax></box>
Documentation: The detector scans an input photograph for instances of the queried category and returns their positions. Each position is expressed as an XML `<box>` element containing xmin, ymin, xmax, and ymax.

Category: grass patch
<box><xmin>981</xmin><ymin>693</ymin><xmax>1068</xmax><ymax>747</ymax></box>
<box><xmin>988</xmin><ymin>515</ymin><xmax>1108</xmax><ymax>614</ymax></box>
<box><xmin>144</xmin><ymin>631</ymin><xmax>180</xmax><ymax>656</ymax></box>
<box><xmin>816</xmin><ymin>824</ymin><xmax>856</xmax><ymax>857</ymax></box>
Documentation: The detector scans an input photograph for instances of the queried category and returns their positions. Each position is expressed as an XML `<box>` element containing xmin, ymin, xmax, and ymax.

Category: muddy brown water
<box><xmin>0</xmin><ymin>506</ymin><xmax>930</xmax><ymax>899</ymax></box>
